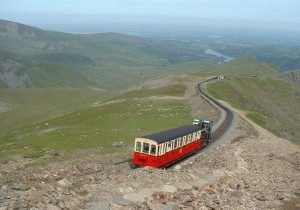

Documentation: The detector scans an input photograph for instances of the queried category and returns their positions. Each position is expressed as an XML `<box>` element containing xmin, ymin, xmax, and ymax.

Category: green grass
<box><xmin>0</xmin><ymin>85</ymin><xmax>192</xmax><ymax>160</ymax></box>
<box><xmin>246</xmin><ymin>112</ymin><xmax>266</xmax><ymax>126</ymax></box>
<box><xmin>115</xmin><ymin>84</ymin><xmax>186</xmax><ymax>100</ymax></box>
<box><xmin>25</xmin><ymin>62</ymin><xmax>97</xmax><ymax>88</ymax></box>
<box><xmin>23</xmin><ymin>150</ymin><xmax>45</xmax><ymax>159</ymax></box>
<box><xmin>207</xmin><ymin>77</ymin><xmax>300</xmax><ymax>144</ymax></box>
<box><xmin>0</xmin><ymin>88</ymin><xmax>113</xmax><ymax>134</ymax></box>
<box><xmin>161</xmin><ymin>60</ymin><xmax>217</xmax><ymax>73</ymax></box>
<box><xmin>194</xmin><ymin>55</ymin><xmax>277</xmax><ymax>77</ymax></box>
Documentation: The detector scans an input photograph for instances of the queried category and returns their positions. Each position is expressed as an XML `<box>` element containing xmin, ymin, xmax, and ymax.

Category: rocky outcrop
<box><xmin>0</xmin><ymin>59</ymin><xmax>31</xmax><ymax>88</ymax></box>
<box><xmin>281</xmin><ymin>70</ymin><xmax>300</xmax><ymax>86</ymax></box>
<box><xmin>0</xmin><ymin>20</ymin><xmax>38</xmax><ymax>39</ymax></box>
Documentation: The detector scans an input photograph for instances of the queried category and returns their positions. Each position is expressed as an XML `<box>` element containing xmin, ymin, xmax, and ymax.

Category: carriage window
<box><xmin>142</xmin><ymin>143</ymin><xmax>150</xmax><ymax>154</ymax></box>
<box><xmin>177</xmin><ymin>138</ymin><xmax>182</xmax><ymax>147</ymax></box>
<box><xmin>182</xmin><ymin>136</ymin><xmax>186</xmax><ymax>145</ymax></box>
<box><xmin>167</xmin><ymin>142</ymin><xmax>172</xmax><ymax>152</ymax></box>
<box><xmin>159</xmin><ymin>144</ymin><xmax>164</xmax><ymax>155</ymax></box>
<box><xmin>172</xmin><ymin>140</ymin><xmax>176</xmax><ymax>149</ymax></box>
<box><xmin>150</xmin><ymin>145</ymin><xmax>156</xmax><ymax>155</ymax></box>
<box><xmin>136</xmin><ymin>141</ymin><xmax>141</xmax><ymax>152</ymax></box>
<box><xmin>192</xmin><ymin>132</ymin><xmax>197</xmax><ymax>141</ymax></box>
<box><xmin>187</xmin><ymin>134</ymin><xmax>191</xmax><ymax>143</ymax></box>
<box><xmin>164</xmin><ymin>143</ymin><xmax>168</xmax><ymax>153</ymax></box>
<box><xmin>174</xmin><ymin>139</ymin><xmax>178</xmax><ymax>149</ymax></box>
<box><xmin>197</xmin><ymin>131</ymin><xmax>201</xmax><ymax>139</ymax></box>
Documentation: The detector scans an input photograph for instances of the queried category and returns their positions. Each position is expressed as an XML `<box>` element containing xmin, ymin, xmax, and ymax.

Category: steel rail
<box><xmin>196</xmin><ymin>77</ymin><xmax>234</xmax><ymax>141</ymax></box>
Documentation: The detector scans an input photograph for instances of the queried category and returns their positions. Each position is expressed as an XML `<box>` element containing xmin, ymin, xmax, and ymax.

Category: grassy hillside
<box><xmin>113</xmin><ymin>84</ymin><xmax>186</xmax><ymax>100</ymax></box>
<box><xmin>0</xmin><ymin>88</ymin><xmax>112</xmax><ymax>134</ymax></box>
<box><xmin>193</xmin><ymin>55</ymin><xmax>277</xmax><ymax>77</ymax></box>
<box><xmin>0</xmin><ymin>51</ymin><xmax>98</xmax><ymax>88</ymax></box>
<box><xmin>0</xmin><ymin>84</ymin><xmax>192</xmax><ymax>160</ymax></box>
<box><xmin>207</xmin><ymin>77</ymin><xmax>300</xmax><ymax>144</ymax></box>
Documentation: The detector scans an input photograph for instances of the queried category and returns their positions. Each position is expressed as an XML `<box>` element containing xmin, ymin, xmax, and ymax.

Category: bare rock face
<box><xmin>0</xmin><ymin>59</ymin><xmax>31</xmax><ymax>88</ymax></box>
<box><xmin>0</xmin><ymin>20</ymin><xmax>36</xmax><ymax>38</ymax></box>
<box><xmin>0</xmin><ymin>20</ymin><xmax>20</xmax><ymax>34</ymax></box>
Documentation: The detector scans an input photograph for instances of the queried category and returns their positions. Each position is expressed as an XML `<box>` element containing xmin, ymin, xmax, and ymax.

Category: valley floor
<box><xmin>0</xmin><ymin>78</ymin><xmax>299</xmax><ymax>210</ymax></box>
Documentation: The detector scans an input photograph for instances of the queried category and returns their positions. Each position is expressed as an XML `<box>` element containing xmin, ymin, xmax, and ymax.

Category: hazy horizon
<box><xmin>1</xmin><ymin>0</ymin><xmax>300</xmax><ymax>38</ymax></box>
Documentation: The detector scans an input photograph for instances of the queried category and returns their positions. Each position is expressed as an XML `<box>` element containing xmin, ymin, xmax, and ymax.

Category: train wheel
<box><xmin>129</xmin><ymin>162</ymin><xmax>139</xmax><ymax>169</ymax></box>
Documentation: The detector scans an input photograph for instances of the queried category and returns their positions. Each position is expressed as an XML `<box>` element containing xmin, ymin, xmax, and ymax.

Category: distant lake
<box><xmin>205</xmin><ymin>49</ymin><xmax>234</xmax><ymax>62</ymax></box>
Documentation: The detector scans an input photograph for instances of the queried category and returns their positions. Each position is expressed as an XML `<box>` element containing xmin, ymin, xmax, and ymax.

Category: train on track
<box><xmin>132</xmin><ymin>119</ymin><xmax>213</xmax><ymax>168</ymax></box>
<box><xmin>130</xmin><ymin>76</ymin><xmax>233</xmax><ymax>168</ymax></box>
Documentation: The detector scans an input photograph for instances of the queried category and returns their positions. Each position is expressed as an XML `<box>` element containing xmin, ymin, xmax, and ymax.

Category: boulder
<box><xmin>12</xmin><ymin>183</ymin><xmax>30</xmax><ymax>191</ymax></box>
<box><xmin>123</xmin><ymin>188</ymin><xmax>155</xmax><ymax>202</ymax></box>
<box><xmin>57</xmin><ymin>179</ymin><xmax>69</xmax><ymax>188</ymax></box>
<box><xmin>87</xmin><ymin>200</ymin><xmax>110</xmax><ymax>210</ymax></box>
<box><xmin>47</xmin><ymin>204</ymin><xmax>61</xmax><ymax>210</ymax></box>
<box><xmin>162</xmin><ymin>185</ymin><xmax>177</xmax><ymax>193</ymax></box>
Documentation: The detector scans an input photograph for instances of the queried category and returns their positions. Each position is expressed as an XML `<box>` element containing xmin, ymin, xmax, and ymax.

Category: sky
<box><xmin>1</xmin><ymin>0</ymin><xmax>300</xmax><ymax>33</ymax></box>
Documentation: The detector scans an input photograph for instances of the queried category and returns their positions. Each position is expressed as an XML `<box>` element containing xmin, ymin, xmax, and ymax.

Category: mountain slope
<box><xmin>207</xmin><ymin>76</ymin><xmax>300</xmax><ymax>144</ymax></box>
<box><xmin>0</xmin><ymin>20</ymin><xmax>215</xmax><ymax>90</ymax></box>
<box><xmin>0</xmin><ymin>51</ymin><xmax>98</xmax><ymax>88</ymax></box>
<box><xmin>0</xmin><ymin>83</ymin><xmax>191</xmax><ymax>160</ymax></box>
<box><xmin>196</xmin><ymin>55</ymin><xmax>277</xmax><ymax>77</ymax></box>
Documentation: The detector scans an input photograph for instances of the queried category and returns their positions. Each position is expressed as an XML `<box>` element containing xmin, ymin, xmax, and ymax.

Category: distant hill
<box><xmin>2</xmin><ymin>20</ymin><xmax>298</xmax><ymax>90</ymax></box>
<box><xmin>183</xmin><ymin>55</ymin><xmax>277</xmax><ymax>79</ymax></box>
<box><xmin>209</xmin><ymin>55</ymin><xmax>278</xmax><ymax>77</ymax></box>
<box><xmin>0</xmin><ymin>50</ymin><xmax>97</xmax><ymax>88</ymax></box>
<box><xmin>0</xmin><ymin>20</ymin><xmax>212</xmax><ymax>90</ymax></box>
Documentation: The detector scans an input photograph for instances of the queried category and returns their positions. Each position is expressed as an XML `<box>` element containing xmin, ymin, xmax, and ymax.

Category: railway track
<box><xmin>115</xmin><ymin>76</ymin><xmax>234</xmax><ymax>167</ymax></box>
<box><xmin>196</xmin><ymin>77</ymin><xmax>234</xmax><ymax>141</ymax></box>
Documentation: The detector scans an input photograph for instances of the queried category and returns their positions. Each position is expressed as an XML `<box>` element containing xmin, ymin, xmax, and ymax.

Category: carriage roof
<box><xmin>142</xmin><ymin>124</ymin><xmax>203</xmax><ymax>144</ymax></box>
